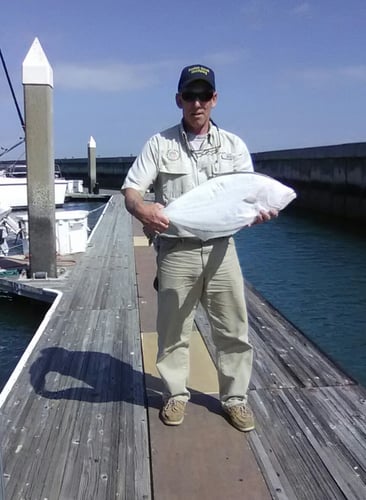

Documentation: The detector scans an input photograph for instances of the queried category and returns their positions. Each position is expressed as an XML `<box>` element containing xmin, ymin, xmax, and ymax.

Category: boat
<box><xmin>0</xmin><ymin>203</ymin><xmax>12</xmax><ymax>220</ymax></box>
<box><xmin>0</xmin><ymin>199</ymin><xmax>90</xmax><ymax>257</ymax></box>
<box><xmin>0</xmin><ymin>203</ymin><xmax>20</xmax><ymax>256</ymax></box>
<box><xmin>0</xmin><ymin>175</ymin><xmax>68</xmax><ymax>209</ymax></box>
<box><xmin>4</xmin><ymin>162</ymin><xmax>63</xmax><ymax>178</ymax></box>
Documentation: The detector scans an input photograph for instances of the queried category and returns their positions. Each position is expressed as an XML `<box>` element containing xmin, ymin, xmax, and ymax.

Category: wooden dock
<box><xmin>1</xmin><ymin>192</ymin><xmax>366</xmax><ymax>499</ymax></box>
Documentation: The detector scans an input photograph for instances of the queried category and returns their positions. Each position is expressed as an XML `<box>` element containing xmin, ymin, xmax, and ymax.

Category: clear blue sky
<box><xmin>1</xmin><ymin>0</ymin><xmax>365</xmax><ymax>159</ymax></box>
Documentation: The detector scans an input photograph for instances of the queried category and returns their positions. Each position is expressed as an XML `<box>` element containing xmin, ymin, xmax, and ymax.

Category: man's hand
<box><xmin>141</xmin><ymin>202</ymin><xmax>170</xmax><ymax>234</ymax></box>
<box><xmin>252</xmin><ymin>209</ymin><xmax>278</xmax><ymax>225</ymax></box>
<box><xmin>123</xmin><ymin>188</ymin><xmax>169</xmax><ymax>234</ymax></box>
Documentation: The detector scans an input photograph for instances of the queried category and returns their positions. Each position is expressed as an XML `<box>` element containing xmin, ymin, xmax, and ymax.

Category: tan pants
<box><xmin>156</xmin><ymin>236</ymin><xmax>253</xmax><ymax>406</ymax></box>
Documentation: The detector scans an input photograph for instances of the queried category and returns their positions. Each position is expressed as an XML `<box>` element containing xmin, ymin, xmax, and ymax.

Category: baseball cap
<box><xmin>178</xmin><ymin>64</ymin><xmax>216</xmax><ymax>92</ymax></box>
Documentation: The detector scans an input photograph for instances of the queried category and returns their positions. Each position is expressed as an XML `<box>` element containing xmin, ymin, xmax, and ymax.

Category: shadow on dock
<box><xmin>29</xmin><ymin>347</ymin><xmax>146</xmax><ymax>403</ymax></box>
<box><xmin>29</xmin><ymin>346</ymin><xmax>223</xmax><ymax>417</ymax></box>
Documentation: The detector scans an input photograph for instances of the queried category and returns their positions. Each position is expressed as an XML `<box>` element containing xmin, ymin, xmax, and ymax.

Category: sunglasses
<box><xmin>181</xmin><ymin>90</ymin><xmax>214</xmax><ymax>102</ymax></box>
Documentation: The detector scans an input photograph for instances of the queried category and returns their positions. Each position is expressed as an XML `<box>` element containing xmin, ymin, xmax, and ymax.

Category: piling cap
<box><xmin>22</xmin><ymin>37</ymin><xmax>53</xmax><ymax>87</ymax></box>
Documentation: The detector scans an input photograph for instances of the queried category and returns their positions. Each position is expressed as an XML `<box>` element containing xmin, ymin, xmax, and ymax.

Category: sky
<box><xmin>1</xmin><ymin>0</ymin><xmax>365</xmax><ymax>159</ymax></box>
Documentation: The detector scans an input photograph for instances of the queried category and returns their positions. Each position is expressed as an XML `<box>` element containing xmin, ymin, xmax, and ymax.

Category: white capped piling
<box><xmin>22</xmin><ymin>38</ymin><xmax>57</xmax><ymax>278</ymax></box>
<box><xmin>88</xmin><ymin>135</ymin><xmax>97</xmax><ymax>193</ymax></box>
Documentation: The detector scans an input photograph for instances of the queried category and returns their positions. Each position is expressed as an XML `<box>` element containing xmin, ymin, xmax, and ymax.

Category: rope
<box><xmin>86</xmin><ymin>203</ymin><xmax>107</xmax><ymax>215</ymax></box>
<box><xmin>5</xmin><ymin>242</ymin><xmax>23</xmax><ymax>251</ymax></box>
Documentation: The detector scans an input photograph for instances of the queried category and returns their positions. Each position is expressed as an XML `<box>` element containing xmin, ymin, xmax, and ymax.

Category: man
<box><xmin>122</xmin><ymin>64</ymin><xmax>275</xmax><ymax>431</ymax></box>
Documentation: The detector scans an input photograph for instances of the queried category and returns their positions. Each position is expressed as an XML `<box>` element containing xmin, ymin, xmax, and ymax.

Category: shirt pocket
<box><xmin>159</xmin><ymin>161</ymin><xmax>194</xmax><ymax>203</ymax></box>
<box><xmin>214</xmin><ymin>152</ymin><xmax>240</xmax><ymax>174</ymax></box>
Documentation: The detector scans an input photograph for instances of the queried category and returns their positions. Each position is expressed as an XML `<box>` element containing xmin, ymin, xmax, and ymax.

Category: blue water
<box><xmin>1</xmin><ymin>204</ymin><xmax>365</xmax><ymax>389</ymax></box>
<box><xmin>235</xmin><ymin>208</ymin><xmax>366</xmax><ymax>386</ymax></box>
<box><xmin>0</xmin><ymin>292</ymin><xmax>49</xmax><ymax>390</ymax></box>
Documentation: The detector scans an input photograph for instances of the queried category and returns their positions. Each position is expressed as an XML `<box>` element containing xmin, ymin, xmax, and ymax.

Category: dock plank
<box><xmin>250</xmin><ymin>386</ymin><xmax>366</xmax><ymax>500</ymax></box>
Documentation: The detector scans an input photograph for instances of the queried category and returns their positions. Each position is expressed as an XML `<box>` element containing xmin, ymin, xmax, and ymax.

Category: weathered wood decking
<box><xmin>0</xmin><ymin>192</ymin><xmax>365</xmax><ymax>499</ymax></box>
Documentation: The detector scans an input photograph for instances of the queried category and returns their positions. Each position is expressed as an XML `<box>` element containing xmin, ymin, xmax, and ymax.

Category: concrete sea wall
<box><xmin>56</xmin><ymin>156</ymin><xmax>134</xmax><ymax>190</ymax></box>
<box><xmin>252</xmin><ymin>142</ymin><xmax>366</xmax><ymax>219</ymax></box>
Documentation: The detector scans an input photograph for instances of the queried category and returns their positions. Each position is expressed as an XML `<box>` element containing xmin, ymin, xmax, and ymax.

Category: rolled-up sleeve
<box><xmin>122</xmin><ymin>136</ymin><xmax>159</xmax><ymax>193</ymax></box>
<box><xmin>232</xmin><ymin>136</ymin><xmax>254</xmax><ymax>173</ymax></box>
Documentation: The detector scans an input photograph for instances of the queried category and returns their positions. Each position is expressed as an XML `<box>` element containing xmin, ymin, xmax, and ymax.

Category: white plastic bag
<box><xmin>163</xmin><ymin>172</ymin><xmax>296</xmax><ymax>240</ymax></box>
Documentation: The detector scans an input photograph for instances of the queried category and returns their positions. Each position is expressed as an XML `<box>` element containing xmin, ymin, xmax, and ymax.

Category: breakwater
<box><xmin>56</xmin><ymin>156</ymin><xmax>134</xmax><ymax>189</ymax></box>
<box><xmin>253</xmin><ymin>142</ymin><xmax>366</xmax><ymax>220</ymax></box>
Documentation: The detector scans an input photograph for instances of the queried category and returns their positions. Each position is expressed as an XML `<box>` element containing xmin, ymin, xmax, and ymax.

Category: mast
<box><xmin>0</xmin><ymin>48</ymin><xmax>25</xmax><ymax>131</ymax></box>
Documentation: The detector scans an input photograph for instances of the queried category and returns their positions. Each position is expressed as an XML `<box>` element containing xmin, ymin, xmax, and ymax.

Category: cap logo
<box><xmin>188</xmin><ymin>66</ymin><xmax>210</xmax><ymax>77</ymax></box>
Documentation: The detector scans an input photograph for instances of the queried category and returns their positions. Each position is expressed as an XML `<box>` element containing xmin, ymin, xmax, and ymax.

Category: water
<box><xmin>235</xmin><ymin>207</ymin><xmax>366</xmax><ymax>386</ymax></box>
<box><xmin>1</xmin><ymin>204</ymin><xmax>366</xmax><ymax>389</ymax></box>
<box><xmin>0</xmin><ymin>292</ymin><xmax>49</xmax><ymax>391</ymax></box>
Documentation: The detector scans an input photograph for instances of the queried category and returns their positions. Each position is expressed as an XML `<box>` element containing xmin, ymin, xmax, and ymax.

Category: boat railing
<box><xmin>5</xmin><ymin>162</ymin><xmax>63</xmax><ymax>179</ymax></box>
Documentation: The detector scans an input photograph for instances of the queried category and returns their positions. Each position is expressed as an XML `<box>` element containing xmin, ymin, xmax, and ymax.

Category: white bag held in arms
<box><xmin>163</xmin><ymin>172</ymin><xmax>297</xmax><ymax>241</ymax></box>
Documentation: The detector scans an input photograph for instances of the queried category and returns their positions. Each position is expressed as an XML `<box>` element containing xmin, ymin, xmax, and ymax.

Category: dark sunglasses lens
<box><xmin>181</xmin><ymin>91</ymin><xmax>213</xmax><ymax>102</ymax></box>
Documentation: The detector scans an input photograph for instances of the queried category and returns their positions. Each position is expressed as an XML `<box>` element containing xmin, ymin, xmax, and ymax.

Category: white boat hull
<box><xmin>0</xmin><ymin>177</ymin><xmax>67</xmax><ymax>209</ymax></box>
<box><xmin>0</xmin><ymin>203</ymin><xmax>12</xmax><ymax>220</ymax></box>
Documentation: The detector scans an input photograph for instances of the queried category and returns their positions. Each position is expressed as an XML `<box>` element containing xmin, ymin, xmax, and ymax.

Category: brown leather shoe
<box><xmin>224</xmin><ymin>403</ymin><xmax>255</xmax><ymax>432</ymax></box>
<box><xmin>160</xmin><ymin>399</ymin><xmax>186</xmax><ymax>426</ymax></box>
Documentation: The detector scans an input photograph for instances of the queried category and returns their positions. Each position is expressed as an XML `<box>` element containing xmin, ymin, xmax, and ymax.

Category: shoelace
<box><xmin>230</xmin><ymin>405</ymin><xmax>250</xmax><ymax>416</ymax></box>
<box><xmin>164</xmin><ymin>400</ymin><xmax>184</xmax><ymax>413</ymax></box>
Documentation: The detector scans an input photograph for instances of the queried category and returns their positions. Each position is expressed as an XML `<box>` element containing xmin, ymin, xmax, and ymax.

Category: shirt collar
<box><xmin>179</xmin><ymin>120</ymin><xmax>219</xmax><ymax>146</ymax></box>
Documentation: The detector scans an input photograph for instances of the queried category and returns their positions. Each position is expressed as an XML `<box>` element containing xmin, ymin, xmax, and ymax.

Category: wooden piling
<box><xmin>22</xmin><ymin>38</ymin><xmax>57</xmax><ymax>278</ymax></box>
<box><xmin>88</xmin><ymin>135</ymin><xmax>96</xmax><ymax>193</ymax></box>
